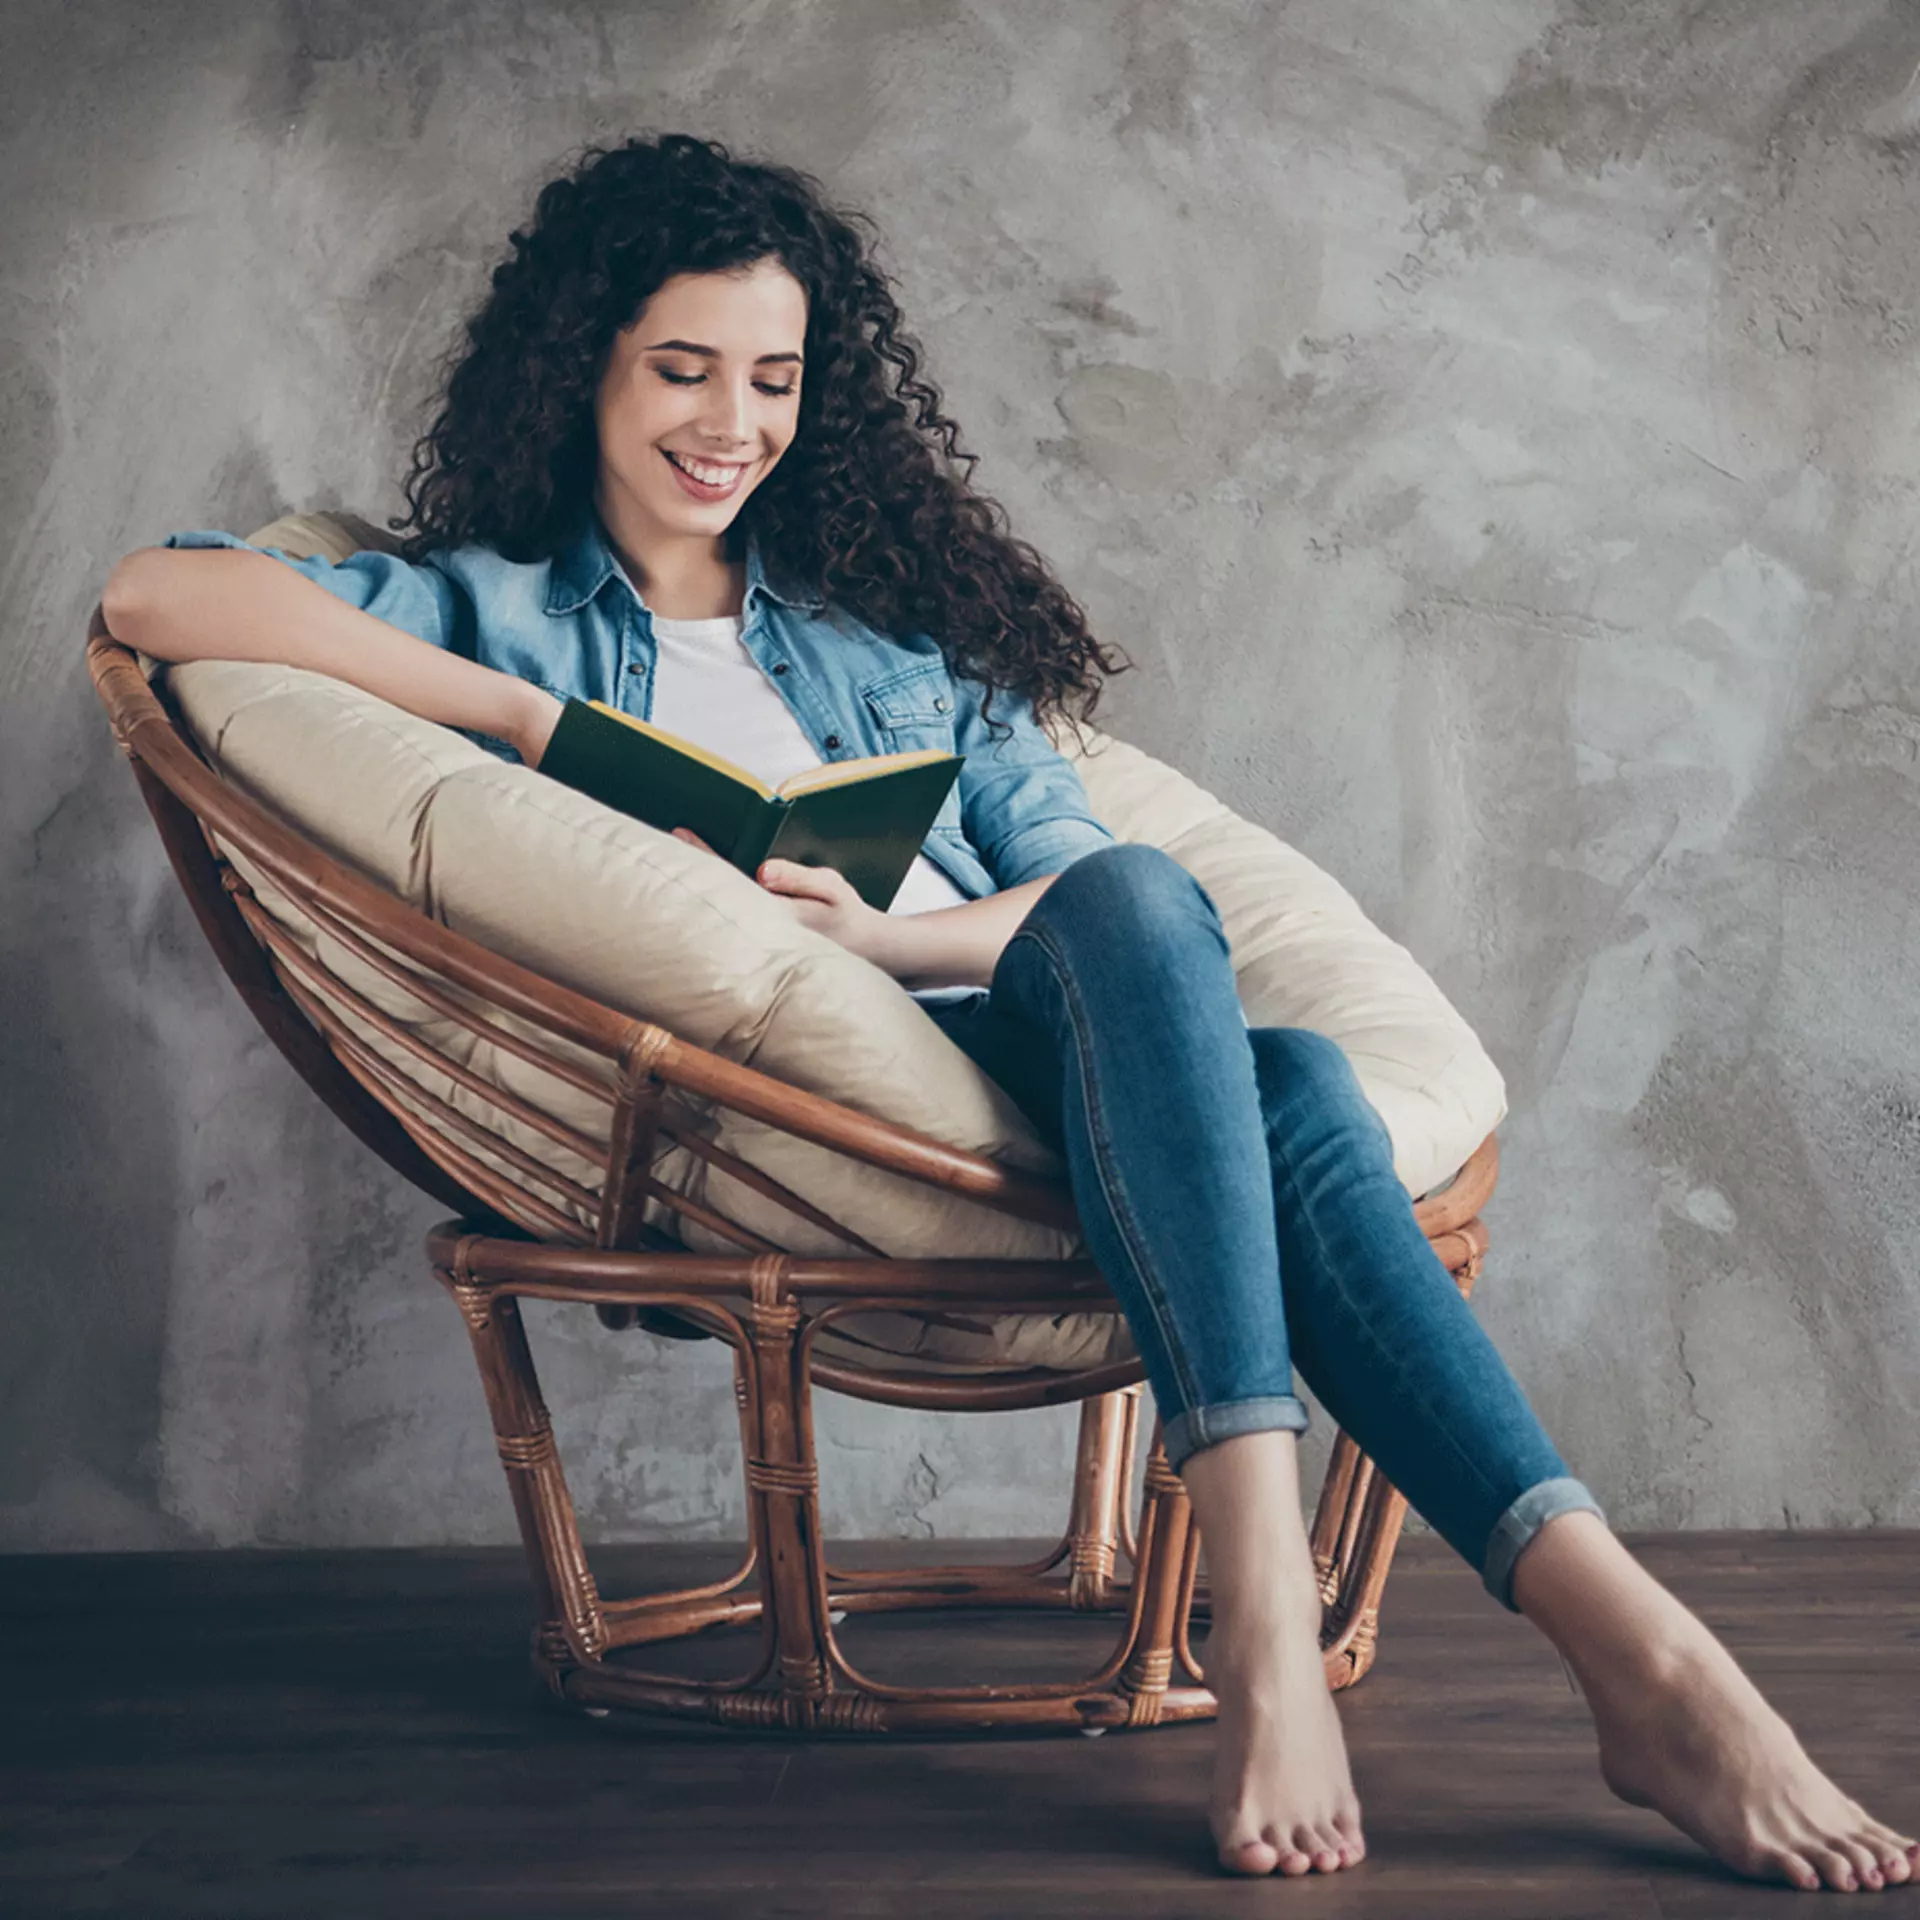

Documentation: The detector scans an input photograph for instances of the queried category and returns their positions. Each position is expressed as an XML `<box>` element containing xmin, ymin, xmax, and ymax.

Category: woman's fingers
<box><xmin>667</xmin><ymin>837</ymin><xmax>857</xmax><ymax>916</ymax></box>
<box><xmin>756</xmin><ymin>857</ymin><xmax>850</xmax><ymax>902</ymax></box>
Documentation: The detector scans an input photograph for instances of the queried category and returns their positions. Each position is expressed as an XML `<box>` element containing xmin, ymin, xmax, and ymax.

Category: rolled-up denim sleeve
<box><xmin>952</xmin><ymin>678</ymin><xmax>1115</xmax><ymax>889</ymax></box>
<box><xmin>161</xmin><ymin>529</ymin><xmax>469</xmax><ymax>653</ymax></box>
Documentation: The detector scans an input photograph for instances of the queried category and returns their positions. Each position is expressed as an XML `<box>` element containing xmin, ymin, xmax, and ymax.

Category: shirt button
<box><xmin>823</xmin><ymin>733</ymin><xmax>842</xmax><ymax>752</ymax></box>
<box><xmin>771</xmin><ymin>662</ymin><xmax>790</xmax><ymax>676</ymax></box>
<box><xmin>933</xmin><ymin>696</ymin><xmax>950</xmax><ymax>713</ymax></box>
<box><xmin>626</xmin><ymin>662</ymin><xmax>646</xmax><ymax>676</ymax></box>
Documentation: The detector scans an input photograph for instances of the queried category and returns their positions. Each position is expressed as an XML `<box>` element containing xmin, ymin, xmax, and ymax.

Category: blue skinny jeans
<box><xmin>925</xmin><ymin>842</ymin><xmax>1603</xmax><ymax>1610</ymax></box>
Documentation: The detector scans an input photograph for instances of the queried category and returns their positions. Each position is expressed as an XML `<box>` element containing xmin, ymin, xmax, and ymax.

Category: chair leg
<box><xmin>712</xmin><ymin>1268</ymin><xmax>868</xmax><ymax>1730</ymax></box>
<box><xmin>1117</xmin><ymin>1430</ymin><xmax>1197</xmax><ymax>1725</ymax></box>
<box><xmin>1320</xmin><ymin>1471</ymin><xmax>1409</xmax><ymax>1686</ymax></box>
<box><xmin>1066</xmin><ymin>1387</ymin><xmax>1140</xmax><ymax>1607</ymax></box>
<box><xmin>435</xmin><ymin>1268</ymin><xmax>607</xmax><ymax>1687</ymax></box>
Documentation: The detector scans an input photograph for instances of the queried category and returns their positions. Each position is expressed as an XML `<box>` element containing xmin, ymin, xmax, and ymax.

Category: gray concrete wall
<box><xmin>5</xmin><ymin>0</ymin><xmax>1917</xmax><ymax>1551</ymax></box>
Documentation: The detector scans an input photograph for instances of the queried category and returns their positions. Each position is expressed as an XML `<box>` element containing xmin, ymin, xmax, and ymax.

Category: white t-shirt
<box><xmin>646</xmin><ymin>610</ymin><xmax>972</xmax><ymax>919</ymax></box>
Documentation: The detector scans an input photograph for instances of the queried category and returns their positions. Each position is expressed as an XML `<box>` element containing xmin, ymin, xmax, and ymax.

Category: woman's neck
<box><xmin>595</xmin><ymin>499</ymin><xmax>744</xmax><ymax>620</ymax></box>
<box><xmin>631</xmin><ymin>551</ymin><xmax>745</xmax><ymax>621</ymax></box>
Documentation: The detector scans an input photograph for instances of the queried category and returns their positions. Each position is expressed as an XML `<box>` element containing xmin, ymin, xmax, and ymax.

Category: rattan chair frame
<box><xmin>88</xmin><ymin>614</ymin><xmax>1497</xmax><ymax>1735</ymax></box>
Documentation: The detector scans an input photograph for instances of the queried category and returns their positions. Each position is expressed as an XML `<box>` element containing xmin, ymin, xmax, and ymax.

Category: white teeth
<box><xmin>667</xmin><ymin>451</ymin><xmax>745</xmax><ymax>487</ymax></box>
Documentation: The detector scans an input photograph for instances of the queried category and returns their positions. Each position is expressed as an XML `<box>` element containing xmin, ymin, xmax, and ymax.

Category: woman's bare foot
<box><xmin>1207</xmin><ymin>1588</ymin><xmax>1365</xmax><ymax>1876</ymax></box>
<box><xmin>1519</xmin><ymin>1512</ymin><xmax>1919</xmax><ymax>1893</ymax></box>
<box><xmin>1586</xmin><ymin>1621</ymin><xmax>1918</xmax><ymax>1892</ymax></box>
<box><xmin>1175</xmin><ymin>1429</ymin><xmax>1365</xmax><ymax>1876</ymax></box>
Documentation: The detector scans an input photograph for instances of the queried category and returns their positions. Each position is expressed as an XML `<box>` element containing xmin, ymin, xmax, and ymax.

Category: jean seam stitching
<box><xmin>1010</xmin><ymin>923</ymin><xmax>1208</xmax><ymax>1418</ymax></box>
<box><xmin>1268</xmin><ymin>1099</ymin><xmax>1512</xmax><ymax>1525</ymax></box>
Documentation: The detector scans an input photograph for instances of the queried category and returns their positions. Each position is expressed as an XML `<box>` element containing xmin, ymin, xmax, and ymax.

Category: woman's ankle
<box><xmin>1513</xmin><ymin>1512</ymin><xmax>1719</xmax><ymax>1699</ymax></box>
<box><xmin>1213</xmin><ymin>1590</ymin><xmax>1321</xmax><ymax>1660</ymax></box>
<box><xmin>1207</xmin><ymin>1562</ymin><xmax>1326</xmax><ymax>1677</ymax></box>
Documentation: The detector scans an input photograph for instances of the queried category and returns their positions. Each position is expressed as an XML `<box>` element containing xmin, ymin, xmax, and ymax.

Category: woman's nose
<box><xmin>699</xmin><ymin>379</ymin><xmax>753</xmax><ymax>447</ymax></box>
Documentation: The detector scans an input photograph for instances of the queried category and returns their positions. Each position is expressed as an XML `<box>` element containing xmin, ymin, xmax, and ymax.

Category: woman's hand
<box><xmin>670</xmin><ymin>829</ymin><xmax>893</xmax><ymax>967</ymax></box>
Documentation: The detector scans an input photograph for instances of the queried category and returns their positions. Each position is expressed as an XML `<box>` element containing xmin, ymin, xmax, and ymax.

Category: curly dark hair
<box><xmin>390</xmin><ymin>131</ymin><xmax>1128</xmax><ymax>729</ymax></box>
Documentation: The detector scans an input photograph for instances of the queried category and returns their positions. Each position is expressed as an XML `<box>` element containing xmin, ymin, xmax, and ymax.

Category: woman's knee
<box><xmin>1249</xmin><ymin>1027</ymin><xmax>1392</xmax><ymax>1143</ymax></box>
<box><xmin>1034</xmin><ymin>842</ymin><xmax>1223</xmax><ymax>950</ymax></box>
<box><xmin>1250</xmin><ymin>1026</ymin><xmax>1351</xmax><ymax>1084</ymax></box>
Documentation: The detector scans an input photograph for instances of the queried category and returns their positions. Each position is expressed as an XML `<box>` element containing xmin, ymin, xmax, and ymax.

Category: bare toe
<box><xmin>1772</xmin><ymin>1850</ymin><xmax>1823</xmax><ymax>1893</ymax></box>
<box><xmin>1804</xmin><ymin>1843</ymin><xmax>1860</xmax><ymax>1892</ymax></box>
<box><xmin>1219</xmin><ymin>1836</ymin><xmax>1278</xmax><ymax>1876</ymax></box>
<box><xmin>1841</xmin><ymin>1837</ymin><xmax>1885</xmax><ymax>1890</ymax></box>
<box><xmin>1866</xmin><ymin>1824</ymin><xmax>1919</xmax><ymax>1861</ymax></box>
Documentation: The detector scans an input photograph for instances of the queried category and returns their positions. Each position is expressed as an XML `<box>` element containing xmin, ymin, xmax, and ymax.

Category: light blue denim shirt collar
<box><xmin>543</xmin><ymin>513</ymin><xmax>827</xmax><ymax>618</ymax></box>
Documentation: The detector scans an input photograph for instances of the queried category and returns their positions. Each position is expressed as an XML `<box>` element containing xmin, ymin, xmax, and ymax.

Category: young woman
<box><xmin>104</xmin><ymin>132</ymin><xmax>1915</xmax><ymax>1892</ymax></box>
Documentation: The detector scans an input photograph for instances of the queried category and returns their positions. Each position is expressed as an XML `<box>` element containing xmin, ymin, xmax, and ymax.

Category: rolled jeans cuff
<box><xmin>1162</xmin><ymin>1393</ymin><xmax>1311</xmax><ymax>1474</ymax></box>
<box><xmin>1482</xmin><ymin>1475</ymin><xmax>1607</xmax><ymax>1612</ymax></box>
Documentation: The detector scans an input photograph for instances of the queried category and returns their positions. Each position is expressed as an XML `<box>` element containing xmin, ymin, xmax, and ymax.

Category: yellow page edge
<box><xmin>585</xmin><ymin>701</ymin><xmax>774</xmax><ymax>801</ymax></box>
<box><xmin>774</xmin><ymin>747</ymin><xmax>958</xmax><ymax>799</ymax></box>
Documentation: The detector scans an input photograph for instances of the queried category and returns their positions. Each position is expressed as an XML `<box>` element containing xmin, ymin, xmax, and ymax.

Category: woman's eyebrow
<box><xmin>642</xmin><ymin>339</ymin><xmax>803</xmax><ymax>366</ymax></box>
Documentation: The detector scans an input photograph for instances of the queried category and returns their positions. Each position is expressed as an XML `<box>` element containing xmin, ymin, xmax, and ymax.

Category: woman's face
<box><xmin>593</xmin><ymin>258</ymin><xmax>808</xmax><ymax>549</ymax></box>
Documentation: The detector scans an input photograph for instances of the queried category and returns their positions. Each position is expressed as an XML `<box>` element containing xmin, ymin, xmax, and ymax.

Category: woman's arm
<box><xmin>100</xmin><ymin>546</ymin><xmax>564</xmax><ymax>768</ymax></box>
<box><xmin>865</xmin><ymin>874</ymin><xmax>1057</xmax><ymax>989</ymax></box>
<box><xmin>697</xmin><ymin>833</ymin><xmax>1055</xmax><ymax>989</ymax></box>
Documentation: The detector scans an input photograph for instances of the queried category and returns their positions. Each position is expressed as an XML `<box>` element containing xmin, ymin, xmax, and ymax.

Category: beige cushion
<box><xmin>161</xmin><ymin>511</ymin><xmax>1506</xmax><ymax>1374</ymax></box>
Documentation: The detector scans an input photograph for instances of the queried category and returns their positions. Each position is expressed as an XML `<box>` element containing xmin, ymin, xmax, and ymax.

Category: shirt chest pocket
<box><xmin>861</xmin><ymin>661</ymin><xmax>956</xmax><ymax>738</ymax></box>
<box><xmin>859</xmin><ymin>661</ymin><xmax>962</xmax><ymax>828</ymax></box>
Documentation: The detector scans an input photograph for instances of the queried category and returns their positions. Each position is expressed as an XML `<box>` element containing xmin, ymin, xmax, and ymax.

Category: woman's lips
<box><xmin>663</xmin><ymin>448</ymin><xmax>749</xmax><ymax>502</ymax></box>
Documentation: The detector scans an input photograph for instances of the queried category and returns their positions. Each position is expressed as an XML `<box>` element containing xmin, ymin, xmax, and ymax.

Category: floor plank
<box><xmin>3</xmin><ymin>1533</ymin><xmax>1917</xmax><ymax>1917</ymax></box>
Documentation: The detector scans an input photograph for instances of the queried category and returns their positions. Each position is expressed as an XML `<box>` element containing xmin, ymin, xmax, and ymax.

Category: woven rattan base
<box><xmin>429</xmin><ymin>1217</ymin><xmax>1487</xmax><ymax>1736</ymax></box>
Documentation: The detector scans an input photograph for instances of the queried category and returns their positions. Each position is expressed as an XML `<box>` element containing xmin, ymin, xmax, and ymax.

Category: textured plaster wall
<box><xmin>4</xmin><ymin>0</ymin><xmax>1918</xmax><ymax>1551</ymax></box>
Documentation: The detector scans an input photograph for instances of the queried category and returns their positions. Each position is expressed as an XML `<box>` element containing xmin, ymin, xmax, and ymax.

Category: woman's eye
<box><xmin>656</xmin><ymin>369</ymin><xmax>796</xmax><ymax>397</ymax></box>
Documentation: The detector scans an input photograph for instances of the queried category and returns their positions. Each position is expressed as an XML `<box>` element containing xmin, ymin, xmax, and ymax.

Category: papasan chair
<box><xmin>86</xmin><ymin>508</ymin><xmax>1506</xmax><ymax>1734</ymax></box>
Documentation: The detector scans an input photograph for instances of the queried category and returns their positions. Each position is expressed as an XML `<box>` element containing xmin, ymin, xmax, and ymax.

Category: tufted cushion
<box><xmin>159</xmin><ymin>511</ymin><xmax>1506</xmax><ymax>1373</ymax></box>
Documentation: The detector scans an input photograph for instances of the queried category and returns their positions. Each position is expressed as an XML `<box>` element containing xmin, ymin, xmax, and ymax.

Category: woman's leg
<box><xmin>1246</xmin><ymin>1015</ymin><xmax>1919</xmax><ymax>1894</ymax></box>
<box><xmin>1246</xmin><ymin>1023</ymin><xmax>1602</xmax><ymax>1605</ymax></box>
<box><xmin>936</xmin><ymin>843</ymin><xmax>1378</xmax><ymax>1875</ymax></box>
<box><xmin>938</xmin><ymin>843</ymin><xmax>1916</xmax><ymax>1889</ymax></box>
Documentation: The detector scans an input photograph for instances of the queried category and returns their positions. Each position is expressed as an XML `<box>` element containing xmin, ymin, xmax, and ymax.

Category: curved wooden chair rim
<box><xmin>86</xmin><ymin>614</ymin><xmax>1498</xmax><ymax>1262</ymax></box>
<box><xmin>87</xmin><ymin>605</ymin><xmax>1499</xmax><ymax>1728</ymax></box>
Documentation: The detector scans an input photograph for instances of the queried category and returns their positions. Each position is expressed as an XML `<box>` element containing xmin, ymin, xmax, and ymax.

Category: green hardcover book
<box><xmin>537</xmin><ymin>698</ymin><xmax>963</xmax><ymax>911</ymax></box>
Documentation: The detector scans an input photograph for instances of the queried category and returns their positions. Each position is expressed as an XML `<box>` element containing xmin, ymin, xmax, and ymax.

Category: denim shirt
<box><xmin>163</xmin><ymin>516</ymin><xmax>1115</xmax><ymax>900</ymax></box>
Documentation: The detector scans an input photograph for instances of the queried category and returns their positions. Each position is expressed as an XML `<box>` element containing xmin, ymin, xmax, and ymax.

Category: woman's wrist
<box><xmin>511</xmin><ymin>683</ymin><xmax>566</xmax><ymax>769</ymax></box>
<box><xmin>854</xmin><ymin>906</ymin><xmax>913</xmax><ymax>979</ymax></box>
<box><xmin>870</xmin><ymin>885</ymin><xmax>1043</xmax><ymax>991</ymax></box>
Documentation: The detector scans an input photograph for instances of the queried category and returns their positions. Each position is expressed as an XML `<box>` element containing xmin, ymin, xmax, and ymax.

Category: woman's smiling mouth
<box><xmin>662</xmin><ymin>448</ymin><xmax>750</xmax><ymax>500</ymax></box>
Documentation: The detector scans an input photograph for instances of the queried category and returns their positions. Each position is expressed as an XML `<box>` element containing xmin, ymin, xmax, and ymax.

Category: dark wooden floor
<box><xmin>4</xmin><ymin>1532</ymin><xmax>1918</xmax><ymax>1918</ymax></box>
